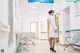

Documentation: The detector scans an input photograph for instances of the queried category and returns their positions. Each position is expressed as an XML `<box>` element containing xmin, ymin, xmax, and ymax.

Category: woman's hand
<box><xmin>54</xmin><ymin>29</ymin><xmax>58</xmax><ymax>33</ymax></box>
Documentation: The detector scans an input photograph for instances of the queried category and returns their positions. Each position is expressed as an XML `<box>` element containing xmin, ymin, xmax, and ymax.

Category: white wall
<box><xmin>23</xmin><ymin>14</ymin><xmax>38</xmax><ymax>32</ymax></box>
<box><xmin>70</xmin><ymin>3</ymin><xmax>80</xmax><ymax>29</ymax></box>
<box><xmin>38</xmin><ymin>13</ymin><xmax>48</xmax><ymax>39</ymax></box>
<box><xmin>0</xmin><ymin>0</ymin><xmax>9</xmax><ymax>53</ymax></box>
<box><xmin>0</xmin><ymin>0</ymin><xmax>22</xmax><ymax>53</ymax></box>
<box><xmin>62</xmin><ymin>0</ymin><xmax>71</xmax><ymax>10</ymax></box>
<box><xmin>0</xmin><ymin>0</ymin><xmax>8</xmax><ymax>24</ymax></box>
<box><xmin>63</xmin><ymin>6</ymin><xmax>70</xmax><ymax>30</ymax></box>
<box><xmin>61</xmin><ymin>0</ymin><xmax>80</xmax><ymax>30</ymax></box>
<box><xmin>8</xmin><ymin>0</ymin><xmax>22</xmax><ymax>53</ymax></box>
<box><xmin>0</xmin><ymin>31</ymin><xmax>9</xmax><ymax>53</ymax></box>
<box><xmin>59</xmin><ymin>0</ymin><xmax>80</xmax><ymax>44</ymax></box>
<box><xmin>59</xmin><ymin>0</ymin><xmax>72</xmax><ymax>44</ymax></box>
<box><xmin>14</xmin><ymin>0</ymin><xmax>22</xmax><ymax>33</ymax></box>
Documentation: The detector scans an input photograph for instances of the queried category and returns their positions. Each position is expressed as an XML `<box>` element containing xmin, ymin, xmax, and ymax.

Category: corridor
<box><xmin>0</xmin><ymin>0</ymin><xmax>80</xmax><ymax>53</ymax></box>
<box><xmin>16</xmin><ymin>40</ymin><xmax>80</xmax><ymax>53</ymax></box>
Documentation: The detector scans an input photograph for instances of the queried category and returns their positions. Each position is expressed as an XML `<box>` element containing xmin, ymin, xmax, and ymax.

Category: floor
<box><xmin>16</xmin><ymin>40</ymin><xmax>80</xmax><ymax>53</ymax></box>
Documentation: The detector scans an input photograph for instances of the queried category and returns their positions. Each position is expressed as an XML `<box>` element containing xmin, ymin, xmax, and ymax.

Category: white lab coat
<box><xmin>48</xmin><ymin>15</ymin><xmax>58</xmax><ymax>38</ymax></box>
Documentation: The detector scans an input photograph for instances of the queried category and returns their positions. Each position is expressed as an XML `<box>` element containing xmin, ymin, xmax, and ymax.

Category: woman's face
<box><xmin>51</xmin><ymin>12</ymin><xmax>54</xmax><ymax>16</ymax></box>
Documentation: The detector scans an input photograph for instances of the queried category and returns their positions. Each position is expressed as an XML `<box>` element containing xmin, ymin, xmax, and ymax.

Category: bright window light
<box><xmin>28</xmin><ymin>0</ymin><xmax>54</xmax><ymax>3</ymax></box>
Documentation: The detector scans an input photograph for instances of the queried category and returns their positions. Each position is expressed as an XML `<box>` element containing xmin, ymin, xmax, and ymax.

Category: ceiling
<box><xmin>18</xmin><ymin>0</ymin><xmax>61</xmax><ymax>18</ymax></box>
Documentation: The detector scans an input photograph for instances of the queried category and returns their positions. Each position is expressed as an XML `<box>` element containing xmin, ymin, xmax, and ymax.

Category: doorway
<box><xmin>30</xmin><ymin>22</ymin><xmax>38</xmax><ymax>40</ymax></box>
<box><xmin>62</xmin><ymin>6</ymin><xmax>71</xmax><ymax>44</ymax></box>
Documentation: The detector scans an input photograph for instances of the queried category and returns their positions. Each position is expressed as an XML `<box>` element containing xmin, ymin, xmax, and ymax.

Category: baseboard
<box><xmin>56</xmin><ymin>43</ymin><xmax>69</xmax><ymax>46</ymax></box>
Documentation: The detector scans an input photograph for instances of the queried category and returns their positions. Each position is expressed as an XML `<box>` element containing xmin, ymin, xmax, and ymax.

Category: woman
<box><xmin>48</xmin><ymin>10</ymin><xmax>58</xmax><ymax>52</ymax></box>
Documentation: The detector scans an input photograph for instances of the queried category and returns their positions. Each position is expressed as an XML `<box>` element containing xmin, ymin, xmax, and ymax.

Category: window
<box><xmin>28</xmin><ymin>0</ymin><xmax>54</xmax><ymax>3</ymax></box>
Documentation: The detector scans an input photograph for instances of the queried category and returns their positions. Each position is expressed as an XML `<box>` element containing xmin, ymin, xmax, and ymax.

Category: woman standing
<box><xmin>48</xmin><ymin>10</ymin><xmax>58</xmax><ymax>52</ymax></box>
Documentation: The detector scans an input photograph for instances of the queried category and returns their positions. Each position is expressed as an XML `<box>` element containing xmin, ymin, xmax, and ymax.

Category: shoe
<box><xmin>50</xmin><ymin>48</ymin><xmax>53</xmax><ymax>50</ymax></box>
<box><xmin>52</xmin><ymin>49</ymin><xmax>56</xmax><ymax>52</ymax></box>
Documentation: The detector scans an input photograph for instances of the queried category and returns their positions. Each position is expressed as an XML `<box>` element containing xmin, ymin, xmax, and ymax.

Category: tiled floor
<box><xmin>16</xmin><ymin>40</ymin><xmax>80</xmax><ymax>53</ymax></box>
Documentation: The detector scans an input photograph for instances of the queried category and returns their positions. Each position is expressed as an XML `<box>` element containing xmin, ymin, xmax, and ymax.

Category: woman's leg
<box><xmin>52</xmin><ymin>38</ymin><xmax>56</xmax><ymax>52</ymax></box>
<box><xmin>49</xmin><ymin>38</ymin><xmax>53</xmax><ymax>48</ymax></box>
<box><xmin>52</xmin><ymin>38</ymin><xmax>55</xmax><ymax>49</ymax></box>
